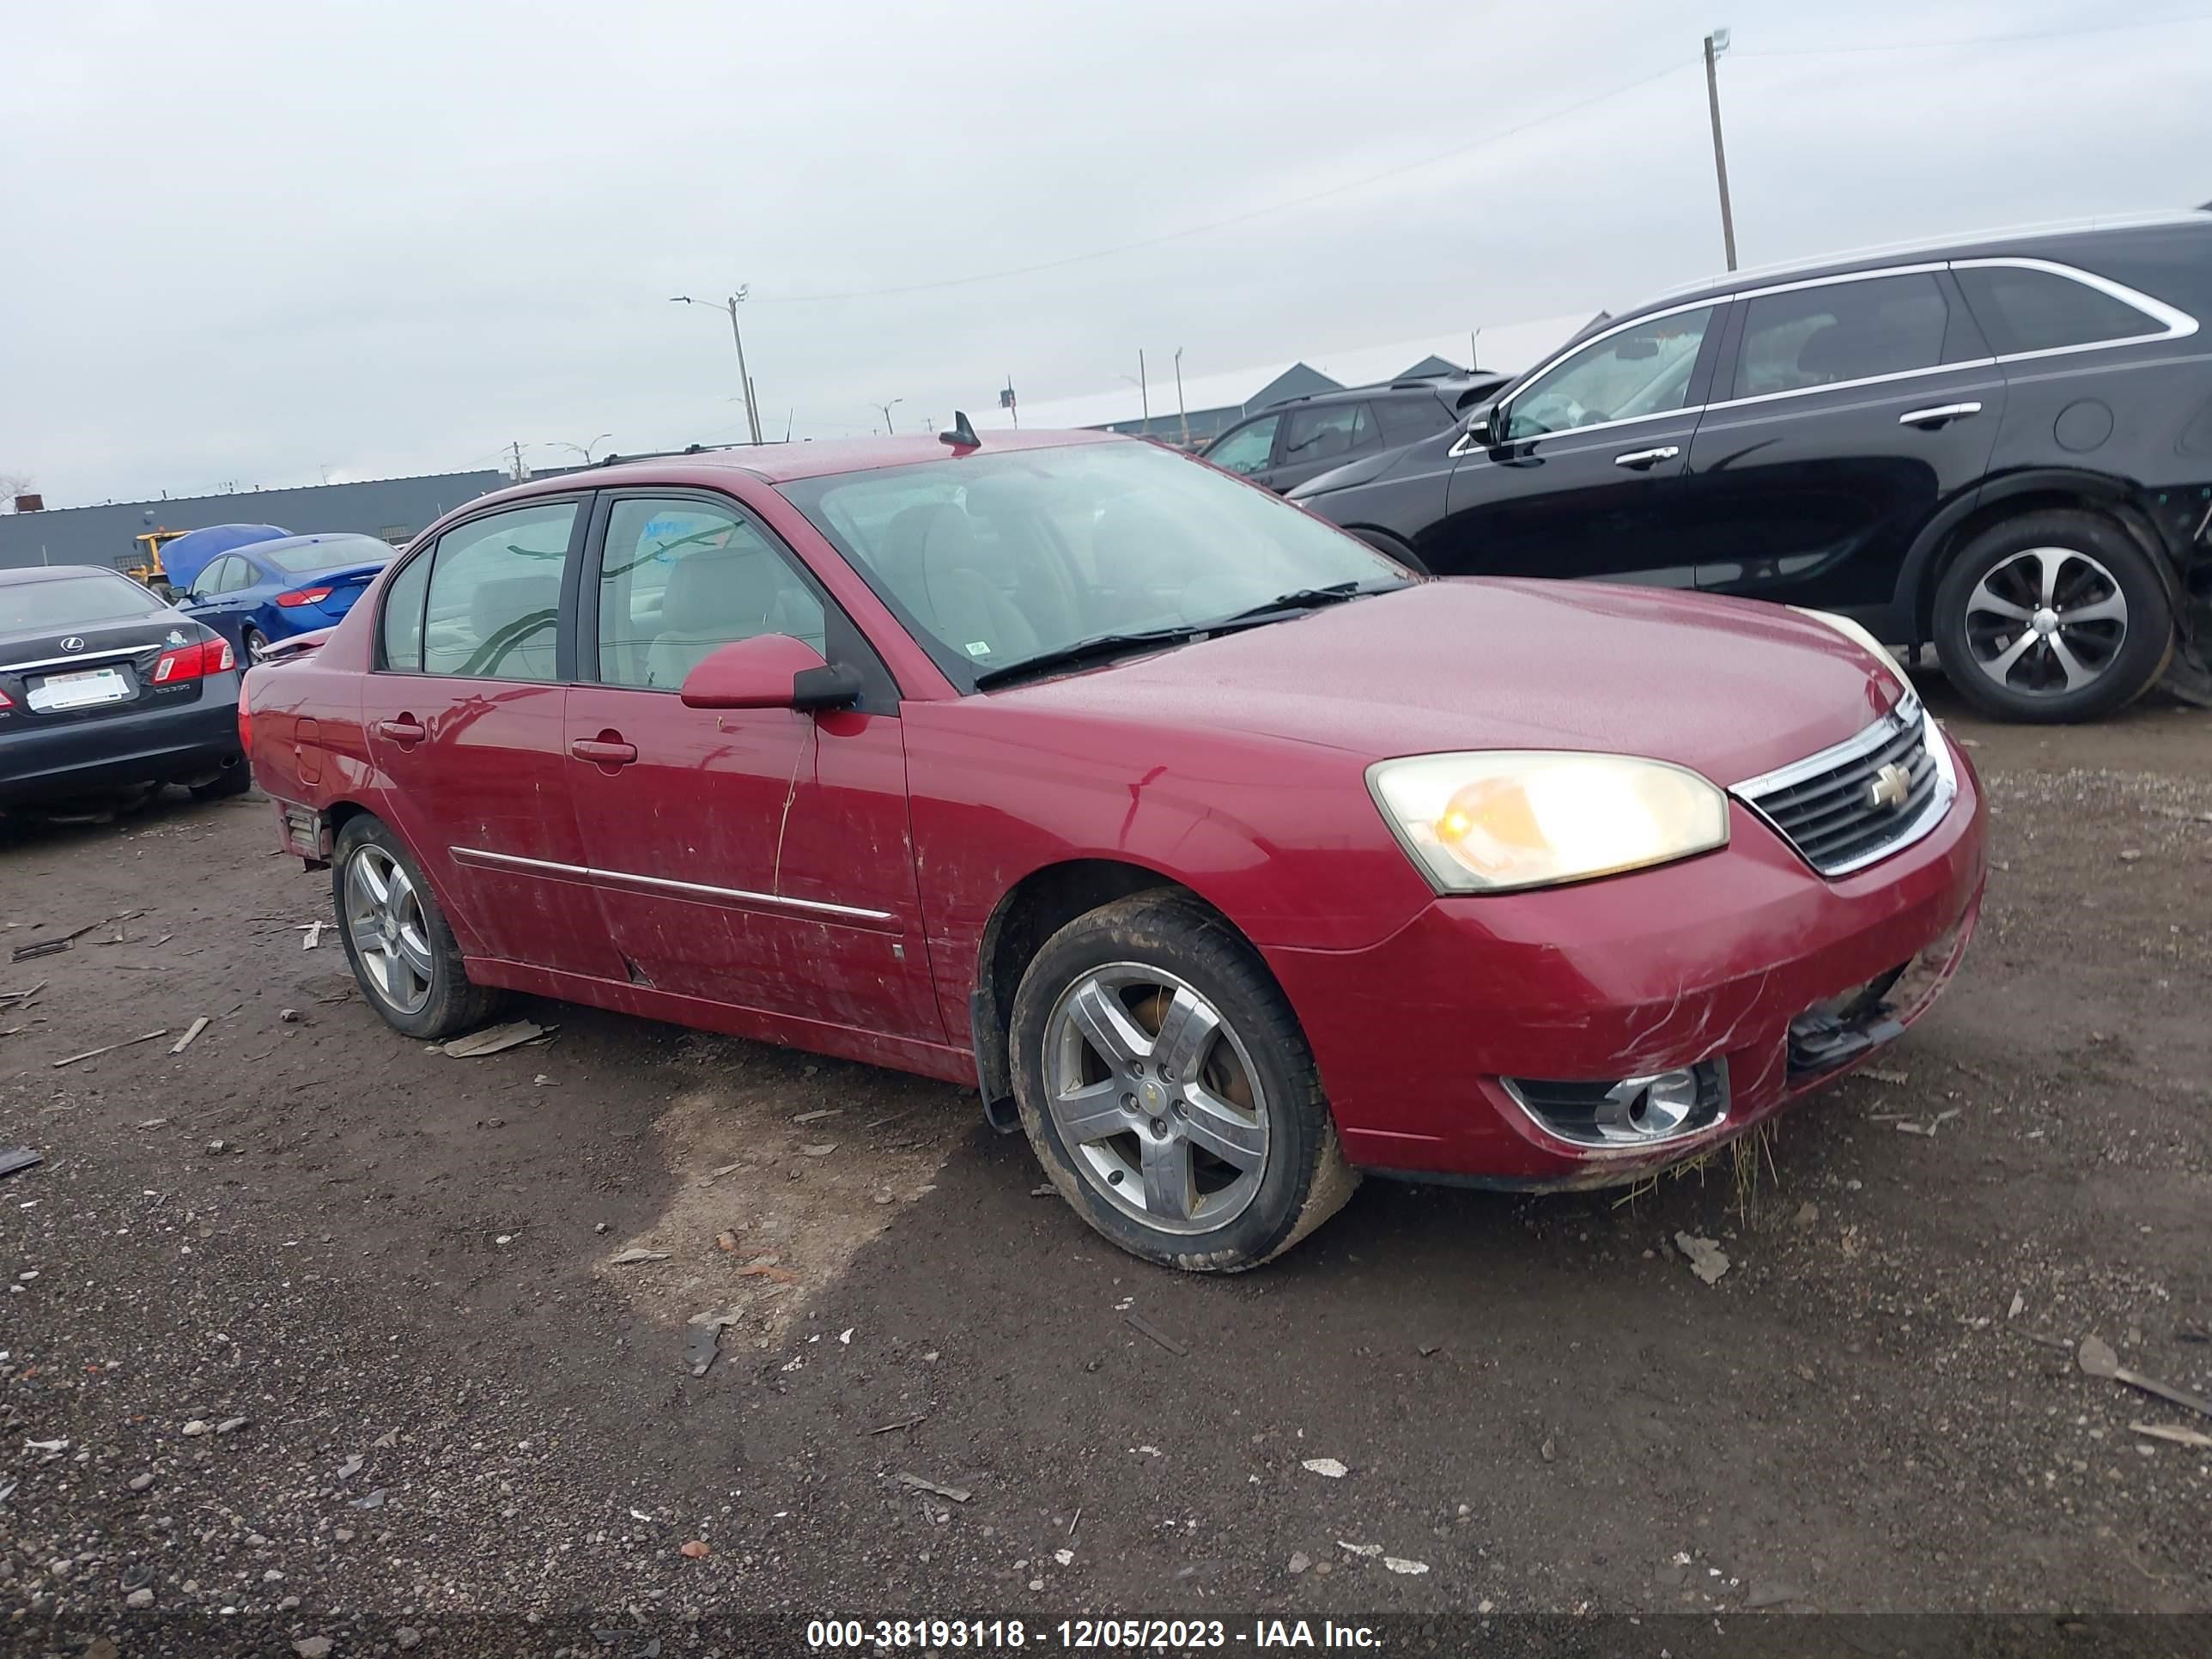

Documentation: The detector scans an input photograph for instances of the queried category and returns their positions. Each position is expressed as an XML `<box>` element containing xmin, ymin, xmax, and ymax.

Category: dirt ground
<box><xmin>2</xmin><ymin>668</ymin><xmax>2209</xmax><ymax>1651</ymax></box>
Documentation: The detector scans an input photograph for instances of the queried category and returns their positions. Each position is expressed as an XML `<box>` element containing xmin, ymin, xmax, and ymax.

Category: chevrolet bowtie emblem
<box><xmin>1867</xmin><ymin>762</ymin><xmax>1912</xmax><ymax>811</ymax></box>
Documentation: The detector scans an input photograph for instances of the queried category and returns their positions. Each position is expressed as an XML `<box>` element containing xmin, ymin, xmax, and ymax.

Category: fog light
<box><xmin>1594</xmin><ymin>1068</ymin><xmax>1700</xmax><ymax>1143</ymax></box>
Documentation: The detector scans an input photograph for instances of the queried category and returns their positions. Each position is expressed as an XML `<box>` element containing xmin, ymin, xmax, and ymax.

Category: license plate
<box><xmin>27</xmin><ymin>665</ymin><xmax>132</xmax><ymax>712</ymax></box>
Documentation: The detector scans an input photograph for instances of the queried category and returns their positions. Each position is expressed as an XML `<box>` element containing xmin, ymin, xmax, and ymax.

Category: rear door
<box><xmin>1265</xmin><ymin>400</ymin><xmax>1386</xmax><ymax>494</ymax></box>
<box><xmin>1687</xmin><ymin>267</ymin><xmax>2004</xmax><ymax>615</ymax></box>
<box><xmin>562</xmin><ymin>490</ymin><xmax>942</xmax><ymax>1038</ymax></box>
<box><xmin>359</xmin><ymin>495</ymin><xmax>623</xmax><ymax>977</ymax></box>
<box><xmin>1425</xmin><ymin>301</ymin><xmax>1725</xmax><ymax>584</ymax></box>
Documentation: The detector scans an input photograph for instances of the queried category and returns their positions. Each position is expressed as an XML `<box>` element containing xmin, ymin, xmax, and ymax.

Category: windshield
<box><xmin>0</xmin><ymin>573</ymin><xmax>165</xmax><ymax>633</ymax></box>
<box><xmin>263</xmin><ymin>538</ymin><xmax>393</xmax><ymax>575</ymax></box>
<box><xmin>777</xmin><ymin>441</ymin><xmax>1407</xmax><ymax>689</ymax></box>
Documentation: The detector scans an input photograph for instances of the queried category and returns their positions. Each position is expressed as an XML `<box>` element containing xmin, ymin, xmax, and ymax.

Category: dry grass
<box><xmin>1610</xmin><ymin>1118</ymin><xmax>1783</xmax><ymax>1227</ymax></box>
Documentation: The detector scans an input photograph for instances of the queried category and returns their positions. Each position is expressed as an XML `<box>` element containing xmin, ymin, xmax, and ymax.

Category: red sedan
<box><xmin>241</xmin><ymin>426</ymin><xmax>1985</xmax><ymax>1271</ymax></box>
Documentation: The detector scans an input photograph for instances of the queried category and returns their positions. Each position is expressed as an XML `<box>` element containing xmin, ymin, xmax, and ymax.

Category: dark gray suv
<box><xmin>1290</xmin><ymin>212</ymin><xmax>2212</xmax><ymax>722</ymax></box>
<box><xmin>1201</xmin><ymin>374</ymin><xmax>1507</xmax><ymax>496</ymax></box>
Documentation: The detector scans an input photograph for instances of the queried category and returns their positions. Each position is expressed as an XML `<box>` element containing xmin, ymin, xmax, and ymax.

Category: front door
<box><xmin>359</xmin><ymin>495</ymin><xmax>624</xmax><ymax>979</ymax></box>
<box><xmin>1427</xmin><ymin>302</ymin><xmax>1724</xmax><ymax>585</ymax></box>
<box><xmin>1687</xmin><ymin>268</ymin><xmax>2005</xmax><ymax>615</ymax></box>
<box><xmin>562</xmin><ymin>492</ymin><xmax>943</xmax><ymax>1042</ymax></box>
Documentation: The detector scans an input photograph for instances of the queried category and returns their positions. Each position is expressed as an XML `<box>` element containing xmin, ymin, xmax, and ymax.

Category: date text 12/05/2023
<box><xmin>805</xmin><ymin>1617</ymin><xmax>1382</xmax><ymax>1648</ymax></box>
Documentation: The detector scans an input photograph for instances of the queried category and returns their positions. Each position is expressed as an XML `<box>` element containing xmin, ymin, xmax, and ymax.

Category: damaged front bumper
<box><xmin>1267</xmin><ymin>744</ymin><xmax>1987</xmax><ymax>1186</ymax></box>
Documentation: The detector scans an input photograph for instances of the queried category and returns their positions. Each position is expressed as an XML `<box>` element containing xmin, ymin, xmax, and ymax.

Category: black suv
<box><xmin>1201</xmin><ymin>373</ymin><xmax>1508</xmax><ymax>496</ymax></box>
<box><xmin>1290</xmin><ymin>213</ymin><xmax>2212</xmax><ymax>721</ymax></box>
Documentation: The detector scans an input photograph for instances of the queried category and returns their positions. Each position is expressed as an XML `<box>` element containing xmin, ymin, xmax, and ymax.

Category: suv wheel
<box><xmin>334</xmin><ymin>815</ymin><xmax>505</xmax><ymax>1039</ymax></box>
<box><xmin>1007</xmin><ymin>890</ymin><xmax>1357</xmax><ymax>1273</ymax></box>
<box><xmin>1932</xmin><ymin>510</ymin><xmax>2172</xmax><ymax>722</ymax></box>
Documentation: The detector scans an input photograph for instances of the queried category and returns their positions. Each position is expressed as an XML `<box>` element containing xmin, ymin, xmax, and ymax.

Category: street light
<box><xmin>671</xmin><ymin>291</ymin><xmax>763</xmax><ymax>446</ymax></box>
<box><xmin>1703</xmin><ymin>27</ymin><xmax>1737</xmax><ymax>270</ymax></box>
<box><xmin>872</xmin><ymin>398</ymin><xmax>904</xmax><ymax>434</ymax></box>
<box><xmin>546</xmin><ymin>433</ymin><xmax>613</xmax><ymax>465</ymax></box>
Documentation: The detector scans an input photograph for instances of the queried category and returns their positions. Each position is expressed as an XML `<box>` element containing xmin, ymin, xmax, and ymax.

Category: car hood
<box><xmin>989</xmin><ymin>580</ymin><xmax>1904</xmax><ymax>785</ymax></box>
<box><xmin>1286</xmin><ymin>441</ymin><xmax>1418</xmax><ymax>500</ymax></box>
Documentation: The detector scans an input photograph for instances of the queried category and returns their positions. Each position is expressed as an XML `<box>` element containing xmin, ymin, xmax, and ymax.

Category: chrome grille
<box><xmin>1734</xmin><ymin>695</ymin><xmax>1955</xmax><ymax>877</ymax></box>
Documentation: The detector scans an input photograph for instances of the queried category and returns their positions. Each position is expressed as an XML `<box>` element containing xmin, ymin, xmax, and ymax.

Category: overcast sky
<box><xmin>3</xmin><ymin>0</ymin><xmax>2207</xmax><ymax>506</ymax></box>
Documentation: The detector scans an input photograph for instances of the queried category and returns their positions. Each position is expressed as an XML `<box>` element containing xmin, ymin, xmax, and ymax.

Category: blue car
<box><xmin>179</xmin><ymin>532</ymin><xmax>395</xmax><ymax>663</ymax></box>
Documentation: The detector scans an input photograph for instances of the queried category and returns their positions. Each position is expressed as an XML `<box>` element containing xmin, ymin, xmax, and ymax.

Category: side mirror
<box><xmin>1464</xmin><ymin>403</ymin><xmax>1500</xmax><ymax>446</ymax></box>
<box><xmin>678</xmin><ymin>634</ymin><xmax>862</xmax><ymax>713</ymax></box>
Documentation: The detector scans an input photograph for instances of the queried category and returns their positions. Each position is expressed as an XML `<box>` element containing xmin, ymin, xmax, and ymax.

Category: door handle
<box><xmin>1899</xmin><ymin>402</ymin><xmax>1981</xmax><ymax>428</ymax></box>
<box><xmin>568</xmin><ymin>737</ymin><xmax>638</xmax><ymax>768</ymax></box>
<box><xmin>1613</xmin><ymin>446</ymin><xmax>1680</xmax><ymax>469</ymax></box>
<box><xmin>373</xmin><ymin>716</ymin><xmax>425</xmax><ymax>747</ymax></box>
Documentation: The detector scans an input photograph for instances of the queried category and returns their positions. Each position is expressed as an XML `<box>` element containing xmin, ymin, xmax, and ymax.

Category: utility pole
<box><xmin>671</xmin><ymin>291</ymin><xmax>763</xmax><ymax>445</ymax></box>
<box><xmin>1704</xmin><ymin>28</ymin><xmax>1738</xmax><ymax>271</ymax></box>
<box><xmin>508</xmin><ymin>441</ymin><xmax>528</xmax><ymax>483</ymax></box>
<box><xmin>1173</xmin><ymin>348</ymin><xmax>1188</xmax><ymax>447</ymax></box>
<box><xmin>1138</xmin><ymin>349</ymin><xmax>1151</xmax><ymax>430</ymax></box>
<box><xmin>728</xmin><ymin>295</ymin><xmax>763</xmax><ymax>445</ymax></box>
<box><xmin>1003</xmin><ymin>375</ymin><xmax>1019</xmax><ymax>428</ymax></box>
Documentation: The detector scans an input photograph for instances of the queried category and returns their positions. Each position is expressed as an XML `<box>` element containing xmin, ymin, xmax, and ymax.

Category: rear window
<box><xmin>1954</xmin><ymin>264</ymin><xmax>2167</xmax><ymax>355</ymax></box>
<box><xmin>0</xmin><ymin>573</ymin><xmax>164</xmax><ymax>633</ymax></box>
<box><xmin>1375</xmin><ymin>395</ymin><xmax>1454</xmax><ymax>443</ymax></box>
<box><xmin>263</xmin><ymin>539</ymin><xmax>392</xmax><ymax>575</ymax></box>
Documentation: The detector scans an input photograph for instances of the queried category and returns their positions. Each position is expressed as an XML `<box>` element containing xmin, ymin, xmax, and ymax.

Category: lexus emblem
<box><xmin>59</xmin><ymin>635</ymin><xmax>85</xmax><ymax>653</ymax></box>
<box><xmin>1867</xmin><ymin>762</ymin><xmax>1912</xmax><ymax>811</ymax></box>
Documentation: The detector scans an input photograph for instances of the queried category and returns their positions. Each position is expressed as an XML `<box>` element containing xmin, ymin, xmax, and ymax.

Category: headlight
<box><xmin>1788</xmin><ymin>606</ymin><xmax>1907</xmax><ymax>684</ymax></box>
<box><xmin>1366</xmin><ymin>751</ymin><xmax>1729</xmax><ymax>894</ymax></box>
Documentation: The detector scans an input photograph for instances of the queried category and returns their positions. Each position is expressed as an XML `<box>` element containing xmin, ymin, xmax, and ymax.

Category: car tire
<box><xmin>188</xmin><ymin>758</ymin><xmax>253</xmax><ymax>801</ymax></box>
<box><xmin>1350</xmin><ymin>527</ymin><xmax>1430</xmax><ymax>575</ymax></box>
<box><xmin>1007</xmin><ymin>889</ymin><xmax>1358</xmax><ymax>1273</ymax></box>
<box><xmin>332</xmin><ymin>814</ymin><xmax>505</xmax><ymax>1040</ymax></box>
<box><xmin>239</xmin><ymin>625</ymin><xmax>269</xmax><ymax>665</ymax></box>
<box><xmin>1932</xmin><ymin>509</ymin><xmax>2173</xmax><ymax>723</ymax></box>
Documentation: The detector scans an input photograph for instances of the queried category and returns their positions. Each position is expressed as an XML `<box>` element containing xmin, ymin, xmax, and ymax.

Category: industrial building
<box><xmin>0</xmin><ymin>470</ymin><xmax>518</xmax><ymax>573</ymax></box>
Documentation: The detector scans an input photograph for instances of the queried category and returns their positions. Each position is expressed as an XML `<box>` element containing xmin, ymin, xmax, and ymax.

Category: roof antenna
<box><xmin>939</xmin><ymin>410</ymin><xmax>981</xmax><ymax>450</ymax></box>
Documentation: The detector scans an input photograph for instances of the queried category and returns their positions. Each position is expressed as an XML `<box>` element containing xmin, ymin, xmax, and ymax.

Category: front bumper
<box><xmin>1267</xmin><ymin>738</ymin><xmax>1987</xmax><ymax>1184</ymax></box>
<box><xmin>0</xmin><ymin>677</ymin><xmax>243</xmax><ymax>806</ymax></box>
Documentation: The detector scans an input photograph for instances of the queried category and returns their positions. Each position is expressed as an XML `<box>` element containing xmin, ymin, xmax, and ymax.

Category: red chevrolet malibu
<box><xmin>242</xmin><ymin>427</ymin><xmax>1984</xmax><ymax>1271</ymax></box>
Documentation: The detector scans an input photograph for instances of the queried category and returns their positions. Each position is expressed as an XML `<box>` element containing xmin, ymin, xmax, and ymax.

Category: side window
<box><xmin>1504</xmin><ymin>307</ymin><xmax>1716</xmax><ymax>438</ymax></box>
<box><xmin>189</xmin><ymin>556</ymin><xmax>235</xmax><ymax>601</ymax></box>
<box><xmin>1280</xmin><ymin>402</ymin><xmax>1380</xmax><ymax>466</ymax></box>
<box><xmin>1375</xmin><ymin>396</ymin><xmax>1454</xmax><ymax>444</ymax></box>
<box><xmin>224</xmin><ymin>560</ymin><xmax>264</xmax><ymax>594</ymax></box>
<box><xmin>1205</xmin><ymin>415</ymin><xmax>1279</xmax><ymax>475</ymax></box>
<box><xmin>1954</xmin><ymin>264</ymin><xmax>2166</xmax><ymax>356</ymax></box>
<box><xmin>420</xmin><ymin>501</ymin><xmax>576</xmax><ymax>681</ymax></box>
<box><xmin>596</xmin><ymin>497</ymin><xmax>825</xmax><ymax>690</ymax></box>
<box><xmin>1736</xmin><ymin>272</ymin><xmax>1948</xmax><ymax>396</ymax></box>
<box><xmin>378</xmin><ymin>550</ymin><xmax>432</xmax><ymax>672</ymax></box>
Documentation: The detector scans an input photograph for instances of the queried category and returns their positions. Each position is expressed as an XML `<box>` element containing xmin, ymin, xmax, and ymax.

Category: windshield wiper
<box><xmin>971</xmin><ymin>625</ymin><xmax>1209</xmax><ymax>690</ymax></box>
<box><xmin>1210</xmin><ymin>579</ymin><xmax>1392</xmax><ymax>627</ymax></box>
<box><xmin>970</xmin><ymin>583</ymin><xmax>1397</xmax><ymax>691</ymax></box>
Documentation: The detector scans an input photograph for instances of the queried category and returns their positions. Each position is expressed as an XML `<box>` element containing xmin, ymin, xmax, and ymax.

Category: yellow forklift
<box><xmin>118</xmin><ymin>529</ymin><xmax>190</xmax><ymax>600</ymax></box>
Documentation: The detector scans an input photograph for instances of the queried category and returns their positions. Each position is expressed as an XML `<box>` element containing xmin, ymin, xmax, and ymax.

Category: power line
<box><xmin>752</xmin><ymin>58</ymin><xmax>1699</xmax><ymax>306</ymax></box>
<box><xmin>1732</xmin><ymin>12</ymin><xmax>2212</xmax><ymax>56</ymax></box>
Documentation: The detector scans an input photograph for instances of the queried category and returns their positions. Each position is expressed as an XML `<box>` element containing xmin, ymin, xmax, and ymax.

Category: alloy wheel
<box><xmin>1963</xmin><ymin>546</ymin><xmax>2128</xmax><ymax>698</ymax></box>
<box><xmin>244</xmin><ymin>630</ymin><xmax>274</xmax><ymax>665</ymax></box>
<box><xmin>1043</xmin><ymin>963</ymin><xmax>1270</xmax><ymax>1234</ymax></box>
<box><xmin>343</xmin><ymin>845</ymin><xmax>434</xmax><ymax>1015</ymax></box>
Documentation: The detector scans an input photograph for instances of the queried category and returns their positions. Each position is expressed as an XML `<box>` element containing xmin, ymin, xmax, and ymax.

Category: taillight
<box><xmin>0</xmin><ymin>689</ymin><xmax>12</xmax><ymax>709</ymax></box>
<box><xmin>151</xmin><ymin>637</ymin><xmax>235</xmax><ymax>684</ymax></box>
<box><xmin>276</xmin><ymin>586</ymin><xmax>333</xmax><ymax>609</ymax></box>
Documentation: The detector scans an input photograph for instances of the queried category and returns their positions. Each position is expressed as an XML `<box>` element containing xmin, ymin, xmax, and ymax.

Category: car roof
<box><xmin>235</xmin><ymin>532</ymin><xmax>393</xmax><ymax>558</ymax></box>
<box><xmin>1642</xmin><ymin>210</ymin><xmax>2209</xmax><ymax>310</ymax></box>
<box><xmin>445</xmin><ymin>428</ymin><xmax>1121</xmax><ymax>520</ymax></box>
<box><xmin>1261</xmin><ymin>374</ymin><xmax>1501</xmax><ymax>411</ymax></box>
<box><xmin>0</xmin><ymin>563</ymin><xmax>137</xmax><ymax>586</ymax></box>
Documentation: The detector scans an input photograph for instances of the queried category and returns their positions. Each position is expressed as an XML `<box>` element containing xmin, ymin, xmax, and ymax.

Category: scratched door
<box><xmin>560</xmin><ymin>493</ymin><xmax>942</xmax><ymax>1042</ymax></box>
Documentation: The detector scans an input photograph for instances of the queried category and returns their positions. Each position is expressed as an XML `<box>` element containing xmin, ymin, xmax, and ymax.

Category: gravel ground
<box><xmin>2</xmin><ymin>670</ymin><xmax>2209</xmax><ymax>1655</ymax></box>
